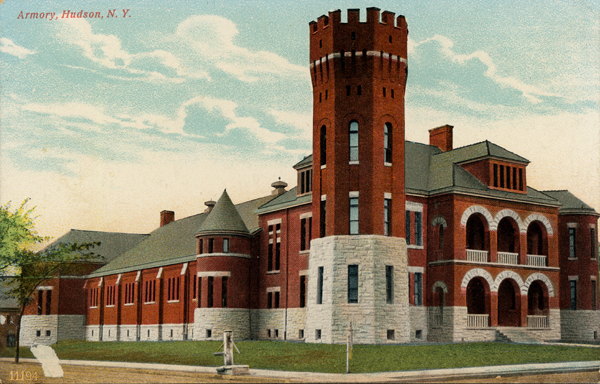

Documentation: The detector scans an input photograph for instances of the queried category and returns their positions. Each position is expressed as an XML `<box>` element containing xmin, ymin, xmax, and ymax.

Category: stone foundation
<box><xmin>305</xmin><ymin>235</ymin><xmax>409</xmax><ymax>344</ymax></box>
<box><xmin>561</xmin><ymin>310</ymin><xmax>600</xmax><ymax>342</ymax></box>
<box><xmin>194</xmin><ymin>308</ymin><xmax>251</xmax><ymax>341</ymax></box>
<box><xmin>250</xmin><ymin>309</ymin><xmax>285</xmax><ymax>340</ymax></box>
<box><xmin>20</xmin><ymin>315</ymin><xmax>85</xmax><ymax>346</ymax></box>
<box><xmin>409</xmin><ymin>306</ymin><xmax>428</xmax><ymax>342</ymax></box>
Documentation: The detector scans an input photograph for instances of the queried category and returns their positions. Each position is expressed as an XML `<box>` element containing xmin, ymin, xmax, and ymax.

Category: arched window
<box><xmin>349</xmin><ymin>121</ymin><xmax>359</xmax><ymax>162</ymax></box>
<box><xmin>320</xmin><ymin>125</ymin><xmax>326</xmax><ymax>166</ymax></box>
<box><xmin>384</xmin><ymin>123</ymin><xmax>392</xmax><ymax>163</ymax></box>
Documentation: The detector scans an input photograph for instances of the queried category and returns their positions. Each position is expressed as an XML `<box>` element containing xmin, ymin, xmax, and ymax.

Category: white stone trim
<box><xmin>349</xmin><ymin>161</ymin><xmax>360</xmax><ymax>165</ymax></box>
<box><xmin>300</xmin><ymin>212</ymin><xmax>313</xmax><ymax>219</ymax></box>
<box><xmin>98</xmin><ymin>277</ymin><xmax>103</xmax><ymax>287</ymax></box>
<box><xmin>157</xmin><ymin>267</ymin><xmax>163</xmax><ymax>279</ymax></box>
<box><xmin>460</xmin><ymin>268</ymin><xmax>494</xmax><ymax>290</ymax></box>
<box><xmin>432</xmin><ymin>280</ymin><xmax>449</xmax><ymax>294</ymax></box>
<box><xmin>523</xmin><ymin>213</ymin><xmax>554</xmax><ymax>236</ymax></box>
<box><xmin>267</xmin><ymin>218</ymin><xmax>282</xmax><ymax>226</ymax></box>
<box><xmin>321</xmin><ymin>194</ymin><xmax>327</xmax><ymax>201</ymax></box>
<box><xmin>460</xmin><ymin>205</ymin><xmax>494</xmax><ymax>229</ymax></box>
<box><xmin>197</xmin><ymin>252</ymin><xmax>251</xmax><ymax>259</ymax></box>
<box><xmin>567</xmin><ymin>222</ymin><xmax>579</xmax><ymax>228</ymax></box>
<box><xmin>384</xmin><ymin>192</ymin><xmax>392</xmax><ymax>199</ymax></box>
<box><xmin>181</xmin><ymin>263</ymin><xmax>188</xmax><ymax>275</ymax></box>
<box><xmin>493</xmin><ymin>209</ymin><xmax>525</xmax><ymax>233</ymax></box>
<box><xmin>522</xmin><ymin>272</ymin><xmax>555</xmax><ymax>297</ymax></box>
<box><xmin>591</xmin><ymin>275</ymin><xmax>598</xmax><ymax>281</ymax></box>
<box><xmin>266</xmin><ymin>286</ymin><xmax>281</xmax><ymax>293</ymax></box>
<box><xmin>135</xmin><ymin>271</ymin><xmax>141</xmax><ymax>282</ymax></box>
<box><xmin>197</xmin><ymin>271</ymin><xmax>231</xmax><ymax>278</ymax></box>
<box><xmin>299</xmin><ymin>269</ymin><xmax>308</xmax><ymax>276</ymax></box>
<box><xmin>568</xmin><ymin>275</ymin><xmax>579</xmax><ymax>281</ymax></box>
<box><xmin>431</xmin><ymin>215</ymin><xmax>448</xmax><ymax>228</ymax></box>
<box><xmin>349</xmin><ymin>191</ymin><xmax>359</xmax><ymax>198</ymax></box>
<box><xmin>589</xmin><ymin>224</ymin><xmax>597</xmax><ymax>229</ymax></box>
<box><xmin>408</xmin><ymin>266</ymin><xmax>424</xmax><ymax>273</ymax></box>
<box><xmin>36</xmin><ymin>286</ymin><xmax>53</xmax><ymax>291</ymax></box>
<box><xmin>492</xmin><ymin>270</ymin><xmax>524</xmax><ymax>293</ymax></box>
<box><xmin>405</xmin><ymin>201</ymin><xmax>423</xmax><ymax>212</ymax></box>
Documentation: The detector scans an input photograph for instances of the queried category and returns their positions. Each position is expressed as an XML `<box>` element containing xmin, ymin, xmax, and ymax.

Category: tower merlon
<box><xmin>310</xmin><ymin>8</ymin><xmax>408</xmax><ymax>33</ymax></box>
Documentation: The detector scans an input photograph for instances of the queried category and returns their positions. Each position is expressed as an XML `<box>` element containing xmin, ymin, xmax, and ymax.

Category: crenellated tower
<box><xmin>305</xmin><ymin>8</ymin><xmax>410</xmax><ymax>344</ymax></box>
<box><xmin>310</xmin><ymin>7</ymin><xmax>408</xmax><ymax>238</ymax></box>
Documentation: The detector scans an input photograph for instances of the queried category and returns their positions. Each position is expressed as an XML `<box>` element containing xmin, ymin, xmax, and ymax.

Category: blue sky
<box><xmin>1</xmin><ymin>0</ymin><xmax>598</xmax><ymax>242</ymax></box>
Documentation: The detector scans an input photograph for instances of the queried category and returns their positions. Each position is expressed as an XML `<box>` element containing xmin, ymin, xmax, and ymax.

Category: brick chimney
<box><xmin>160</xmin><ymin>210</ymin><xmax>175</xmax><ymax>227</ymax></box>
<box><xmin>429</xmin><ymin>125</ymin><xmax>454</xmax><ymax>152</ymax></box>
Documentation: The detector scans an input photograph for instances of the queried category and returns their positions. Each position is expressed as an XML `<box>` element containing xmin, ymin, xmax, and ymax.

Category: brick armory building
<box><xmin>19</xmin><ymin>7</ymin><xmax>598</xmax><ymax>346</ymax></box>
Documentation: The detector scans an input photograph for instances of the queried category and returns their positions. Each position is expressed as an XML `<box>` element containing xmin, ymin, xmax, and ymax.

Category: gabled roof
<box><xmin>542</xmin><ymin>190</ymin><xmax>599</xmax><ymax>216</ymax></box>
<box><xmin>89</xmin><ymin>194</ymin><xmax>275</xmax><ymax>277</ymax></box>
<box><xmin>196</xmin><ymin>190</ymin><xmax>249</xmax><ymax>237</ymax></box>
<box><xmin>256</xmin><ymin>186</ymin><xmax>312</xmax><ymax>214</ymax></box>
<box><xmin>43</xmin><ymin>229</ymin><xmax>149</xmax><ymax>264</ymax></box>
<box><xmin>293</xmin><ymin>155</ymin><xmax>313</xmax><ymax>169</ymax></box>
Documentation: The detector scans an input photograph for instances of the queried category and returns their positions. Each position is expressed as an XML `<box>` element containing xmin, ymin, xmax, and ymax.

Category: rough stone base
<box><xmin>118</xmin><ymin>325</ymin><xmax>139</xmax><ymax>341</ymax></box>
<box><xmin>194</xmin><ymin>308</ymin><xmax>250</xmax><ymax>341</ymax></box>
<box><xmin>561</xmin><ymin>309</ymin><xmax>600</xmax><ymax>342</ymax></box>
<box><xmin>161</xmin><ymin>323</ymin><xmax>187</xmax><ymax>341</ymax></box>
<box><xmin>139</xmin><ymin>325</ymin><xmax>160</xmax><ymax>341</ymax></box>
<box><xmin>20</xmin><ymin>315</ymin><xmax>85</xmax><ymax>346</ymax></box>
<box><xmin>250</xmin><ymin>309</ymin><xmax>285</xmax><ymax>340</ymax></box>
<box><xmin>102</xmin><ymin>325</ymin><xmax>118</xmax><ymax>341</ymax></box>
<box><xmin>305</xmin><ymin>235</ymin><xmax>409</xmax><ymax>344</ymax></box>
<box><xmin>409</xmin><ymin>306</ymin><xmax>428</xmax><ymax>342</ymax></box>
<box><xmin>285</xmin><ymin>307</ymin><xmax>307</xmax><ymax>341</ymax></box>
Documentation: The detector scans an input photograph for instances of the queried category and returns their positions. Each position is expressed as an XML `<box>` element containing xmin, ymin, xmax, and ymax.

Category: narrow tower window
<box><xmin>569</xmin><ymin>227</ymin><xmax>577</xmax><ymax>258</ymax></box>
<box><xmin>384</xmin><ymin>123</ymin><xmax>392</xmax><ymax>163</ymax></box>
<box><xmin>386</xmin><ymin>266</ymin><xmax>394</xmax><ymax>304</ymax></box>
<box><xmin>317</xmin><ymin>267</ymin><xmax>324</xmax><ymax>304</ymax></box>
<box><xmin>349</xmin><ymin>121</ymin><xmax>359</xmax><ymax>162</ymax></box>
<box><xmin>320</xmin><ymin>125</ymin><xmax>326</xmax><ymax>166</ymax></box>
<box><xmin>348</xmin><ymin>265</ymin><xmax>358</xmax><ymax>303</ymax></box>
<box><xmin>384</xmin><ymin>198</ymin><xmax>391</xmax><ymax>236</ymax></box>
<box><xmin>349</xmin><ymin>197</ymin><xmax>359</xmax><ymax>235</ymax></box>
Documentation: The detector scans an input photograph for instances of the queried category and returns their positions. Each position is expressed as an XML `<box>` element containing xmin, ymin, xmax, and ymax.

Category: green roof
<box><xmin>256</xmin><ymin>186</ymin><xmax>312</xmax><ymax>214</ymax></box>
<box><xmin>293</xmin><ymin>155</ymin><xmax>313</xmax><ymax>169</ymax></box>
<box><xmin>542</xmin><ymin>190</ymin><xmax>599</xmax><ymax>215</ymax></box>
<box><xmin>43</xmin><ymin>229</ymin><xmax>149</xmax><ymax>264</ymax></box>
<box><xmin>196</xmin><ymin>190</ymin><xmax>250</xmax><ymax>236</ymax></box>
<box><xmin>89</xmin><ymin>194</ymin><xmax>275</xmax><ymax>277</ymax></box>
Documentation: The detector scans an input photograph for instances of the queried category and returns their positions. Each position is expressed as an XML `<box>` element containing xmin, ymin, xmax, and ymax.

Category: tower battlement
<box><xmin>309</xmin><ymin>8</ymin><xmax>407</xmax><ymax>33</ymax></box>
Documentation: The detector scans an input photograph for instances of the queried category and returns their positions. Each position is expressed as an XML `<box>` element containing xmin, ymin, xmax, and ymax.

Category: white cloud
<box><xmin>0</xmin><ymin>38</ymin><xmax>36</xmax><ymax>58</ymax></box>
<box><xmin>412</xmin><ymin>35</ymin><xmax>560</xmax><ymax>104</ymax></box>
<box><xmin>269</xmin><ymin>109</ymin><xmax>312</xmax><ymax>140</ymax></box>
<box><xmin>176</xmin><ymin>15</ymin><xmax>308</xmax><ymax>82</ymax></box>
<box><xmin>56</xmin><ymin>19</ymin><xmax>204</xmax><ymax>83</ymax></box>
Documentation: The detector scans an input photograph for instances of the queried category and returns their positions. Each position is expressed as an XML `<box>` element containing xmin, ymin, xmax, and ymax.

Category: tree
<box><xmin>0</xmin><ymin>199</ymin><xmax>99</xmax><ymax>363</ymax></box>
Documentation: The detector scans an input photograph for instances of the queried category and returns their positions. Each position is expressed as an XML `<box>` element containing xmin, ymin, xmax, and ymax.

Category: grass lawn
<box><xmin>1</xmin><ymin>340</ymin><xmax>598</xmax><ymax>373</ymax></box>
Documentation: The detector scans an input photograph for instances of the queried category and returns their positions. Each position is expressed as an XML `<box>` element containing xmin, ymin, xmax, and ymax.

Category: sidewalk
<box><xmin>2</xmin><ymin>357</ymin><xmax>598</xmax><ymax>383</ymax></box>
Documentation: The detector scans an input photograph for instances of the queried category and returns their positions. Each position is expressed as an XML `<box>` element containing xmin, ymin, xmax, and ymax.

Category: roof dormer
<box><xmin>293</xmin><ymin>155</ymin><xmax>313</xmax><ymax>197</ymax></box>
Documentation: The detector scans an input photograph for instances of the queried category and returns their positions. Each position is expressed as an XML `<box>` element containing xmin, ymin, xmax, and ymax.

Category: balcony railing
<box><xmin>527</xmin><ymin>254</ymin><xmax>547</xmax><ymax>267</ymax></box>
<box><xmin>498</xmin><ymin>252</ymin><xmax>519</xmax><ymax>265</ymax></box>
<box><xmin>466</xmin><ymin>249</ymin><xmax>489</xmax><ymax>263</ymax></box>
<box><xmin>527</xmin><ymin>315</ymin><xmax>549</xmax><ymax>328</ymax></box>
<box><xmin>467</xmin><ymin>314</ymin><xmax>489</xmax><ymax>328</ymax></box>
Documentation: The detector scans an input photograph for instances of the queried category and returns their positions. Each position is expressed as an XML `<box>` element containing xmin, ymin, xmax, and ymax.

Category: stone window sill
<box><xmin>267</xmin><ymin>270</ymin><xmax>280</xmax><ymax>274</ymax></box>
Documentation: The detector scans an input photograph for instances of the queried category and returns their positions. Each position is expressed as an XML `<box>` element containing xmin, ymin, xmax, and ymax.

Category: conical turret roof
<box><xmin>196</xmin><ymin>190</ymin><xmax>250</xmax><ymax>237</ymax></box>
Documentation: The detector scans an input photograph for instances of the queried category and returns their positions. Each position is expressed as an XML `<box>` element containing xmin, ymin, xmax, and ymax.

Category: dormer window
<box><xmin>298</xmin><ymin>167</ymin><xmax>313</xmax><ymax>195</ymax></box>
<box><xmin>492</xmin><ymin>162</ymin><xmax>525</xmax><ymax>192</ymax></box>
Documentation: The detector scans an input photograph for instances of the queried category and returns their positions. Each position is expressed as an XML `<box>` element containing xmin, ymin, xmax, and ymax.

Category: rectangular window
<box><xmin>519</xmin><ymin>168</ymin><xmax>524</xmax><ymax>190</ymax></box>
<box><xmin>493</xmin><ymin>164</ymin><xmax>498</xmax><ymax>187</ymax></box>
<box><xmin>197</xmin><ymin>277</ymin><xmax>202</xmax><ymax>307</ymax></box>
<box><xmin>499</xmin><ymin>165</ymin><xmax>505</xmax><ymax>188</ymax></box>
<box><xmin>386</xmin><ymin>266</ymin><xmax>394</xmax><ymax>304</ymax></box>
<box><xmin>384</xmin><ymin>198</ymin><xmax>391</xmax><ymax>236</ymax></box>
<box><xmin>193</xmin><ymin>277</ymin><xmax>197</xmax><ymax>299</ymax></box>
<box><xmin>208</xmin><ymin>238</ymin><xmax>214</xmax><ymax>253</ymax></box>
<box><xmin>591</xmin><ymin>228</ymin><xmax>597</xmax><ymax>259</ymax></box>
<box><xmin>267</xmin><ymin>292</ymin><xmax>272</xmax><ymax>309</ymax></box>
<box><xmin>274</xmin><ymin>291</ymin><xmax>280</xmax><ymax>308</ymax></box>
<box><xmin>349</xmin><ymin>197</ymin><xmax>359</xmax><ymax>235</ymax></box>
<box><xmin>405</xmin><ymin>211</ymin><xmax>411</xmax><ymax>245</ymax></box>
<box><xmin>348</xmin><ymin>265</ymin><xmax>358</xmax><ymax>304</ymax></box>
<box><xmin>207</xmin><ymin>277</ymin><xmax>214</xmax><ymax>308</ymax></box>
<box><xmin>414</xmin><ymin>273</ymin><xmax>423</xmax><ymax>306</ymax></box>
<box><xmin>592</xmin><ymin>279</ymin><xmax>597</xmax><ymax>311</ymax></box>
<box><xmin>45</xmin><ymin>290</ymin><xmax>52</xmax><ymax>314</ymax></box>
<box><xmin>570</xmin><ymin>279</ymin><xmax>577</xmax><ymax>310</ymax></box>
<box><xmin>301</xmin><ymin>218</ymin><xmax>307</xmax><ymax>251</ymax></box>
<box><xmin>349</xmin><ymin>122</ymin><xmax>359</xmax><ymax>162</ymax></box>
<box><xmin>275</xmin><ymin>242</ymin><xmax>281</xmax><ymax>270</ymax></box>
<box><xmin>38</xmin><ymin>291</ymin><xmax>43</xmax><ymax>314</ymax></box>
<box><xmin>268</xmin><ymin>241</ymin><xmax>273</xmax><ymax>271</ymax></box>
<box><xmin>222</xmin><ymin>277</ymin><xmax>228</xmax><ymax>308</ymax></box>
<box><xmin>320</xmin><ymin>126</ymin><xmax>327</xmax><ymax>166</ymax></box>
<box><xmin>506</xmin><ymin>166</ymin><xmax>511</xmax><ymax>189</ymax></box>
<box><xmin>415</xmin><ymin>212</ymin><xmax>422</xmax><ymax>246</ymax></box>
<box><xmin>300</xmin><ymin>275</ymin><xmax>306</xmax><ymax>308</ymax></box>
<box><xmin>512</xmin><ymin>167</ymin><xmax>517</xmax><ymax>190</ymax></box>
<box><xmin>199</xmin><ymin>239</ymin><xmax>203</xmax><ymax>254</ymax></box>
<box><xmin>317</xmin><ymin>267</ymin><xmax>324</xmax><ymax>305</ymax></box>
<box><xmin>320</xmin><ymin>200</ymin><xmax>326</xmax><ymax>237</ymax></box>
<box><xmin>223</xmin><ymin>238</ymin><xmax>229</xmax><ymax>253</ymax></box>
<box><xmin>569</xmin><ymin>228</ymin><xmax>577</xmax><ymax>258</ymax></box>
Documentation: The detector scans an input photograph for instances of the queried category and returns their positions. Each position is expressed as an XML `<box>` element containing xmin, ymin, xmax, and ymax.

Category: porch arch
<box><xmin>492</xmin><ymin>270</ymin><xmax>524</xmax><ymax>293</ymax></box>
<box><xmin>523</xmin><ymin>272</ymin><xmax>555</xmax><ymax>297</ymax></box>
<box><xmin>493</xmin><ymin>209</ymin><xmax>525</xmax><ymax>232</ymax></box>
<box><xmin>523</xmin><ymin>213</ymin><xmax>553</xmax><ymax>236</ymax></box>
<box><xmin>461</xmin><ymin>268</ymin><xmax>494</xmax><ymax>290</ymax></box>
<box><xmin>460</xmin><ymin>206</ymin><xmax>493</xmax><ymax>228</ymax></box>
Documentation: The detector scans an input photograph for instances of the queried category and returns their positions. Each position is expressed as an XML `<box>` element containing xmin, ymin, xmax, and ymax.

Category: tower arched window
<box><xmin>320</xmin><ymin>125</ymin><xmax>326</xmax><ymax>166</ymax></box>
<box><xmin>384</xmin><ymin>123</ymin><xmax>392</xmax><ymax>164</ymax></box>
<box><xmin>349</xmin><ymin>121</ymin><xmax>359</xmax><ymax>162</ymax></box>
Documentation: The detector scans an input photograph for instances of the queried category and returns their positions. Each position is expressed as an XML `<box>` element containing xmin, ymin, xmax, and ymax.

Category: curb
<box><xmin>2</xmin><ymin>357</ymin><xmax>598</xmax><ymax>382</ymax></box>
